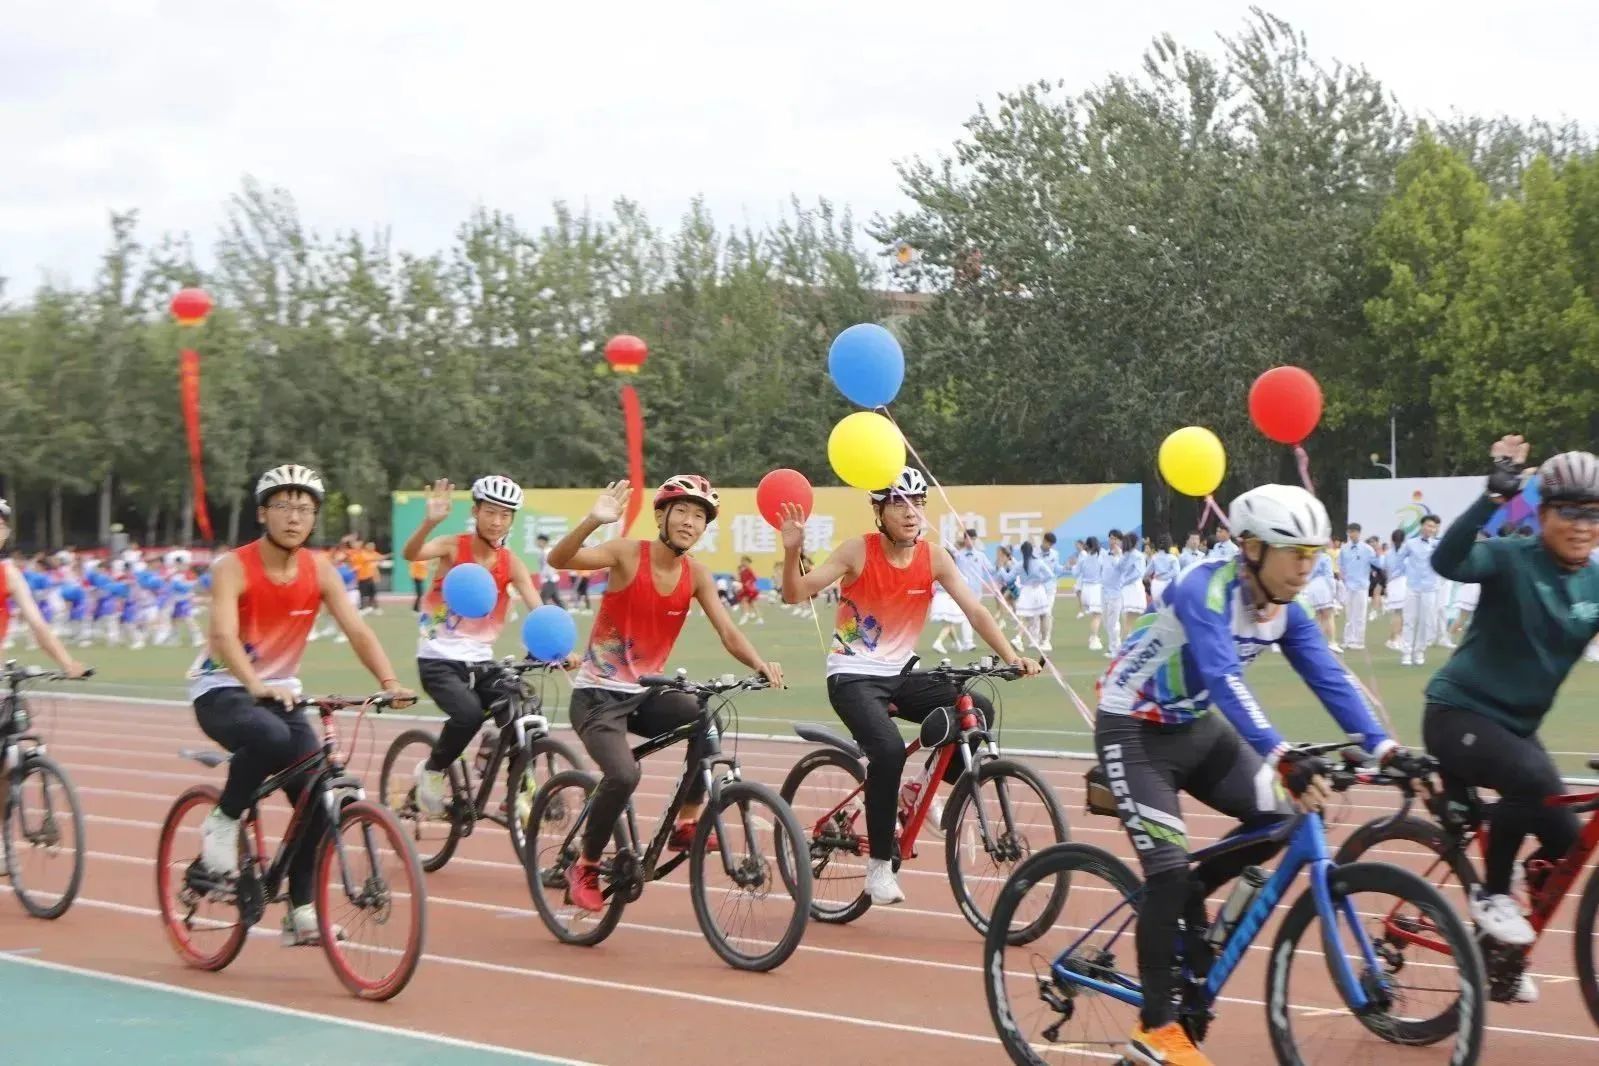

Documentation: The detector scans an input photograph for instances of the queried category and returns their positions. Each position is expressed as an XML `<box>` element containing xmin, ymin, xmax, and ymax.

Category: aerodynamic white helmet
<box><xmin>471</xmin><ymin>474</ymin><xmax>524</xmax><ymax>511</ymax></box>
<box><xmin>255</xmin><ymin>464</ymin><xmax>325</xmax><ymax>506</ymax></box>
<box><xmin>1229</xmin><ymin>484</ymin><xmax>1331</xmax><ymax>548</ymax></box>
<box><xmin>869</xmin><ymin>466</ymin><xmax>929</xmax><ymax>502</ymax></box>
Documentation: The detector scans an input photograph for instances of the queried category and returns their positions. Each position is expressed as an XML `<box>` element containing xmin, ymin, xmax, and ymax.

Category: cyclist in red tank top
<box><xmin>401</xmin><ymin>475</ymin><xmax>572</xmax><ymax>816</ymax></box>
<box><xmin>779</xmin><ymin>466</ymin><xmax>1040</xmax><ymax>905</ymax></box>
<box><xmin>547</xmin><ymin>475</ymin><xmax>785</xmax><ymax>912</ymax></box>
<box><xmin>187</xmin><ymin>464</ymin><xmax>413</xmax><ymax>945</ymax></box>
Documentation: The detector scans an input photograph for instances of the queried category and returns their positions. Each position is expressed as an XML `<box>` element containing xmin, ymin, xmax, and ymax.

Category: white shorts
<box><xmin>1383</xmin><ymin>576</ymin><xmax>1407</xmax><ymax>613</ymax></box>
<box><xmin>1308</xmin><ymin>577</ymin><xmax>1336</xmax><ymax>612</ymax></box>
<box><xmin>930</xmin><ymin>588</ymin><xmax>964</xmax><ymax>624</ymax></box>
<box><xmin>1016</xmin><ymin>584</ymin><xmax>1050</xmax><ymax>617</ymax></box>
<box><xmin>1081</xmin><ymin>584</ymin><xmax>1104</xmax><ymax>614</ymax></box>
<box><xmin>1120</xmin><ymin>583</ymin><xmax>1146</xmax><ymax>613</ymax></box>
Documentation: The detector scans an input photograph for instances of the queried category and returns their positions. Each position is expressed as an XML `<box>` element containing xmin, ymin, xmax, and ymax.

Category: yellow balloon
<box><xmin>1159</xmin><ymin>426</ymin><xmax>1227</xmax><ymax>497</ymax></box>
<box><xmin>828</xmin><ymin>412</ymin><xmax>907</xmax><ymax>490</ymax></box>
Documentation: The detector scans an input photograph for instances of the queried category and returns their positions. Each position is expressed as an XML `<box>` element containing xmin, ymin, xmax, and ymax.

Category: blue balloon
<box><xmin>522</xmin><ymin>605</ymin><xmax>577</xmax><ymax>662</ymax></box>
<box><xmin>442</xmin><ymin>562</ymin><xmax>497</xmax><ymax>619</ymax></box>
<box><xmin>60</xmin><ymin>583</ymin><xmax>83</xmax><ymax>604</ymax></box>
<box><xmin>827</xmin><ymin>323</ymin><xmax>905</xmax><ymax>408</ymax></box>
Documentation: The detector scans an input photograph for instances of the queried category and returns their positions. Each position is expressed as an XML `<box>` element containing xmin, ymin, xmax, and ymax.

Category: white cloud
<box><xmin>2</xmin><ymin>0</ymin><xmax>1595</xmax><ymax>291</ymax></box>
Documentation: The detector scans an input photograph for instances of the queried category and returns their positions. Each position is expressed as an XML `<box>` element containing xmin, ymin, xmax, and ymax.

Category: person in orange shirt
<box><xmin>409</xmin><ymin>556</ymin><xmax>430</xmax><ymax>612</ymax></box>
<box><xmin>354</xmin><ymin>542</ymin><xmax>388</xmax><ymax>614</ymax></box>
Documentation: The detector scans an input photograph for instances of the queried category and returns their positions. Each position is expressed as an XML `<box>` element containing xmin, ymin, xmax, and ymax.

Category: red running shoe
<box><xmin>668</xmin><ymin>821</ymin><xmax>717</xmax><ymax>852</ymax></box>
<box><xmin>566</xmin><ymin>862</ymin><xmax>605</xmax><ymax>912</ymax></box>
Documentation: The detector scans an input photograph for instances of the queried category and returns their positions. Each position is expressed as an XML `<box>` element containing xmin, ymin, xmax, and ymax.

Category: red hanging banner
<box><xmin>178</xmin><ymin>348</ymin><xmax>215</xmax><ymax>541</ymax></box>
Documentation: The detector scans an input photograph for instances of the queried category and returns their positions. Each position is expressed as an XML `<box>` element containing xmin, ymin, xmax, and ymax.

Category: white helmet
<box><xmin>471</xmin><ymin>474</ymin><xmax>524</xmax><ymax>511</ymax></box>
<box><xmin>1229</xmin><ymin>484</ymin><xmax>1330</xmax><ymax>548</ymax></box>
<box><xmin>869</xmin><ymin>466</ymin><xmax>929</xmax><ymax>502</ymax></box>
<box><xmin>255</xmin><ymin>464</ymin><xmax>325</xmax><ymax>506</ymax></box>
<box><xmin>1540</xmin><ymin>451</ymin><xmax>1599</xmax><ymax>503</ymax></box>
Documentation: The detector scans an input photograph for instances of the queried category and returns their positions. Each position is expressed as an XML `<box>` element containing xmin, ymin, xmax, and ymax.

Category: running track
<box><xmin>2</xmin><ymin>697</ymin><xmax>1594</xmax><ymax>1064</ymax></box>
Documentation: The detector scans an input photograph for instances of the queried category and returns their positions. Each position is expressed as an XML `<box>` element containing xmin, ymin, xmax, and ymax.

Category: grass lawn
<box><xmin>36</xmin><ymin>594</ymin><xmax>1599</xmax><ymax>776</ymax></box>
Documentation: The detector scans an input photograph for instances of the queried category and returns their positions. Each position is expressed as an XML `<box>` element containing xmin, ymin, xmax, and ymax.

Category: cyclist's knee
<box><xmin>861</xmin><ymin>735</ymin><xmax>907</xmax><ymax>774</ymax></box>
<box><xmin>600</xmin><ymin>759</ymin><xmax>642</xmax><ymax>795</ymax></box>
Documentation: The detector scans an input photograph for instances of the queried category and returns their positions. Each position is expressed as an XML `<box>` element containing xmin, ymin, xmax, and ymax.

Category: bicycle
<box><xmin>779</xmin><ymin>657</ymin><xmax>1069</xmax><ymax>941</ymax></box>
<box><xmin>523</xmin><ymin>670</ymin><xmax>814</xmax><ymax>972</ymax></box>
<box><xmin>984</xmin><ymin>743</ymin><xmax>1485</xmax><ymax>1066</ymax></box>
<box><xmin>378</xmin><ymin>656</ymin><xmax>584</xmax><ymax>871</ymax></box>
<box><xmin>1</xmin><ymin>661</ymin><xmax>92</xmax><ymax>919</ymax></box>
<box><xmin>1335</xmin><ymin>752</ymin><xmax>1599</xmax><ymax>1019</ymax></box>
<box><xmin>156</xmin><ymin>692</ymin><xmax>427</xmax><ymax>1001</ymax></box>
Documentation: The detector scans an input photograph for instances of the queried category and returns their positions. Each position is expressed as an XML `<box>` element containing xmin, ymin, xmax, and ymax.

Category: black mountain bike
<box><xmin>157</xmin><ymin>692</ymin><xmax>426</xmax><ymax>1001</ymax></box>
<box><xmin>1</xmin><ymin>661</ymin><xmax>92</xmax><ymax>919</ymax></box>
<box><xmin>523</xmin><ymin>670</ymin><xmax>814</xmax><ymax>972</ymax></box>
<box><xmin>379</xmin><ymin>656</ymin><xmax>583</xmax><ymax>871</ymax></box>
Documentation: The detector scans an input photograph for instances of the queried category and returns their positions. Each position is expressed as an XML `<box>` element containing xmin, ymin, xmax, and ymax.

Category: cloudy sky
<box><xmin>3</xmin><ymin>1</ymin><xmax>1594</xmax><ymax>292</ymax></box>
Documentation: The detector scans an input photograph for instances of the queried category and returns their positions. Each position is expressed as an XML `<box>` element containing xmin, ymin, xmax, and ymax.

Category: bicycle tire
<box><xmin>1573</xmin><ymin>863</ymin><xmax>1599</xmax><ymax>1027</ymax></box>
<box><xmin>778</xmin><ymin>747</ymin><xmax>871</xmax><ymax>925</ymax></box>
<box><xmin>315</xmin><ymin>799</ymin><xmax>427</xmax><ymax>1001</ymax></box>
<box><xmin>943</xmin><ymin>758</ymin><xmax>1069</xmax><ymax>942</ymax></box>
<box><xmin>4</xmin><ymin>753</ymin><xmax>85</xmax><ymax>920</ymax></box>
<box><xmin>1334</xmin><ymin>814</ymin><xmax>1479</xmax><ymax>907</ymax></box>
<box><xmin>378</xmin><ymin>727</ymin><xmax>462</xmax><ymax>873</ymax></box>
<box><xmin>523</xmin><ymin>769</ymin><xmax>628</xmax><ymax>947</ymax></box>
<box><xmin>1266</xmin><ymin>861</ymin><xmax>1485</xmax><ymax>1064</ymax></box>
<box><xmin>155</xmin><ymin>785</ymin><xmax>248</xmax><ymax>971</ymax></box>
<box><xmin>506</xmin><ymin>736</ymin><xmax>584</xmax><ymax>863</ymax></box>
<box><xmin>689</xmin><ymin>779</ymin><xmax>813</xmax><ymax>971</ymax></box>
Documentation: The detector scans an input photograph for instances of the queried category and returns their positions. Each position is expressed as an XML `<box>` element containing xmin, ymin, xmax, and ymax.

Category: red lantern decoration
<box><xmin>1248</xmin><ymin>366</ymin><xmax>1324</xmax><ymax>445</ymax></box>
<box><xmin>756</xmin><ymin>468</ymin><xmax>814</xmax><ymax>530</ymax></box>
<box><xmin>170</xmin><ymin>287</ymin><xmax>213</xmax><ymax>327</ymax></box>
<box><xmin>604</xmin><ymin>334</ymin><xmax>649</xmax><ymax>375</ymax></box>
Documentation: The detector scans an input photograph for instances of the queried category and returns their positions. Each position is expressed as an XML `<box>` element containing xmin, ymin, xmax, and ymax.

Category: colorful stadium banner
<box><xmin>1346</xmin><ymin>477</ymin><xmax>1484</xmax><ymax>540</ymax></box>
<box><xmin>390</xmin><ymin>483</ymin><xmax>1142</xmax><ymax>581</ymax></box>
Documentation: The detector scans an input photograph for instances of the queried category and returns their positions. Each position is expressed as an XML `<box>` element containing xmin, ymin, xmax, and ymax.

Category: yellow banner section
<box><xmin>391</xmin><ymin>483</ymin><xmax>1141</xmax><ymax>576</ymax></box>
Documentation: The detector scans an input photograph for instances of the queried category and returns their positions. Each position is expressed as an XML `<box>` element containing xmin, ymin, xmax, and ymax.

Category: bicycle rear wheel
<box><xmin>155</xmin><ymin>785</ymin><xmax>248</xmax><ymax>971</ymax></box>
<box><xmin>689</xmin><ymin>780</ymin><xmax>812</xmax><ymax>971</ymax></box>
<box><xmin>778</xmin><ymin>747</ymin><xmax>871</xmax><ymax>924</ymax></box>
<box><xmin>378</xmin><ymin>728</ymin><xmax>464</xmax><ymax>873</ymax></box>
<box><xmin>945</xmin><ymin>758</ymin><xmax>1069</xmax><ymax>942</ymax></box>
<box><xmin>523</xmin><ymin>769</ymin><xmax>628</xmax><ymax>947</ymax></box>
<box><xmin>984</xmin><ymin>843</ymin><xmax>1144</xmax><ymax>1066</ymax></box>
<box><xmin>315</xmin><ymin>799</ymin><xmax>427</xmax><ymax>1001</ymax></box>
<box><xmin>1266</xmin><ymin>861</ymin><xmax>1485</xmax><ymax>1065</ymax></box>
<box><xmin>4</xmin><ymin>753</ymin><xmax>85</xmax><ymax>919</ymax></box>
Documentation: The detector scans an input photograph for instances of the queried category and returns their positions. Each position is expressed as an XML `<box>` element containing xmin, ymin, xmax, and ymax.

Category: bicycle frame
<box><xmin>1049</xmin><ymin>813</ymin><xmax>1380</xmax><ymax>1014</ymax></box>
<box><xmin>455</xmin><ymin>692</ymin><xmax>550</xmax><ymax>825</ymax></box>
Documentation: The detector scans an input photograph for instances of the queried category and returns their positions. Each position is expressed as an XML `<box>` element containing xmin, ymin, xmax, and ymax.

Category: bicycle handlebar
<box><xmin>493</xmin><ymin>655</ymin><xmax>568</xmax><ymax>675</ymax></box>
<box><xmin>917</xmin><ymin>655</ymin><xmax>1027</xmax><ymax>683</ymax></box>
<box><xmin>638</xmin><ymin>670</ymin><xmax>772</xmax><ymax>697</ymax></box>
<box><xmin>281</xmin><ymin>692</ymin><xmax>416</xmax><ymax>714</ymax></box>
<box><xmin>1</xmin><ymin>661</ymin><xmax>96</xmax><ymax>687</ymax></box>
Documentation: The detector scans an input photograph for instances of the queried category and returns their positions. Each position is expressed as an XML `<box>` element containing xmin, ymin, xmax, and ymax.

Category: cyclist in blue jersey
<box><xmin>1093</xmin><ymin>484</ymin><xmax>1429</xmax><ymax>1066</ymax></box>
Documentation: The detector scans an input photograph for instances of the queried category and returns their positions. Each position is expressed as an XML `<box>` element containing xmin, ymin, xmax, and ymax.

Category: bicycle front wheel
<box><xmin>689</xmin><ymin>780</ymin><xmax>812</xmax><ymax>972</ymax></box>
<box><xmin>507</xmin><ymin>736</ymin><xmax>584</xmax><ymax>863</ymax></box>
<box><xmin>523</xmin><ymin>769</ymin><xmax>628</xmax><ymax>947</ymax></box>
<box><xmin>944</xmin><ymin>758</ymin><xmax>1069</xmax><ymax>942</ymax></box>
<box><xmin>1267</xmin><ymin>861</ymin><xmax>1485</xmax><ymax>1066</ymax></box>
<box><xmin>1573</xmin><ymin>863</ymin><xmax>1599</xmax><ymax>1027</ymax></box>
<box><xmin>5</xmin><ymin>753</ymin><xmax>86</xmax><ymax>919</ymax></box>
<box><xmin>984</xmin><ymin>843</ymin><xmax>1144</xmax><ymax>1066</ymax></box>
<box><xmin>315</xmin><ymin>799</ymin><xmax>427</xmax><ymax>1002</ymax></box>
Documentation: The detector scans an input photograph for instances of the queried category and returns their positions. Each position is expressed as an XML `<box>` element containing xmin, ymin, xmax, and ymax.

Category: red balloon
<box><xmin>1249</xmin><ymin>366</ymin><xmax>1323</xmax><ymax>445</ymax></box>
<box><xmin>170</xmin><ymin>287</ymin><xmax>213</xmax><ymax>326</ymax></box>
<box><xmin>603</xmin><ymin>334</ymin><xmax>649</xmax><ymax>374</ymax></box>
<box><xmin>756</xmin><ymin>468</ymin><xmax>813</xmax><ymax>530</ymax></box>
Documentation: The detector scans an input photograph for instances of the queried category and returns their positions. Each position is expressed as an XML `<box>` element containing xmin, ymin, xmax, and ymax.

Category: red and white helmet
<box><xmin>653</xmin><ymin>474</ymin><xmax>719</xmax><ymax>521</ymax></box>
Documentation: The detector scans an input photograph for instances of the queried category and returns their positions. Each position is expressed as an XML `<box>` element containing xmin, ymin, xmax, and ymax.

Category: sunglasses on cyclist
<box><xmin>1553</xmin><ymin>504</ymin><xmax>1599</xmax><ymax>525</ymax></box>
<box><xmin>1272</xmin><ymin>544</ymin><xmax>1323</xmax><ymax>560</ymax></box>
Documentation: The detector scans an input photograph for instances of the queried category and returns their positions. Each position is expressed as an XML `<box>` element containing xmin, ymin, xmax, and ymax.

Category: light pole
<box><xmin>1370</xmin><ymin>412</ymin><xmax>1398</xmax><ymax>477</ymax></box>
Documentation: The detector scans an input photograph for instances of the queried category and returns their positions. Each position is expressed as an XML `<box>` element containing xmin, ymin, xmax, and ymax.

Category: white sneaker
<box><xmin>865</xmin><ymin>858</ymin><xmax>905</xmax><ymax>905</ymax></box>
<box><xmin>1471</xmin><ymin>892</ymin><xmax>1536</xmax><ymax>946</ymax></box>
<box><xmin>1039</xmin><ymin>641</ymin><xmax>1053</xmax><ymax>652</ymax></box>
<box><xmin>1328</xmin><ymin>643</ymin><xmax>1343</xmax><ymax>654</ymax></box>
<box><xmin>1088</xmin><ymin>637</ymin><xmax>1103</xmax><ymax>652</ymax></box>
<box><xmin>1401</xmin><ymin>657</ymin><xmax>1414</xmax><ymax>667</ymax></box>
<box><xmin>200</xmin><ymin>808</ymin><xmax>241</xmax><ymax>876</ymax></box>
<box><xmin>414</xmin><ymin>758</ymin><xmax>448</xmax><ymax>818</ymax></box>
<box><xmin>281</xmin><ymin>903</ymin><xmax>346</xmax><ymax>946</ymax></box>
<box><xmin>932</xmin><ymin>638</ymin><xmax>948</xmax><ymax>654</ymax></box>
<box><xmin>1511</xmin><ymin>972</ymin><xmax>1539</xmax><ymax>1003</ymax></box>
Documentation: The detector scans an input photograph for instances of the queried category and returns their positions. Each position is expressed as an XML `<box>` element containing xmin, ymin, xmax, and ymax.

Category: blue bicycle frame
<box><xmin>1050</xmin><ymin>811</ymin><xmax>1381</xmax><ymax>1013</ymax></box>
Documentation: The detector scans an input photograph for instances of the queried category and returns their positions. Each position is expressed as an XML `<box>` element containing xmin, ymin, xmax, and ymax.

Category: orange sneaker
<box><xmin>1124</xmin><ymin>1022</ymin><xmax>1212</xmax><ymax>1066</ymax></box>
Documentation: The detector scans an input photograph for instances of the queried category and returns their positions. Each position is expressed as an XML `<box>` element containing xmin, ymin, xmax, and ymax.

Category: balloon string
<box><xmin>797</xmin><ymin>556</ymin><xmax>830</xmax><ymax>655</ymax></box>
<box><xmin>876</xmin><ymin>406</ymin><xmax>1096</xmax><ymax>727</ymax></box>
<box><xmin>1294</xmin><ymin>445</ymin><xmax>1316</xmax><ymax>494</ymax></box>
<box><xmin>1201</xmin><ymin>495</ymin><xmax>1230</xmax><ymax>533</ymax></box>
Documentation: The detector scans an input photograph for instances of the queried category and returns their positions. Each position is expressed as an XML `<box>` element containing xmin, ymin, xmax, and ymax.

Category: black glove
<box><xmin>1380</xmin><ymin>745</ymin><xmax>1438</xmax><ymax>779</ymax></box>
<box><xmin>1276</xmin><ymin>751</ymin><xmax>1334</xmax><ymax>798</ymax></box>
<box><xmin>1486</xmin><ymin>455</ymin><xmax>1524</xmax><ymax>498</ymax></box>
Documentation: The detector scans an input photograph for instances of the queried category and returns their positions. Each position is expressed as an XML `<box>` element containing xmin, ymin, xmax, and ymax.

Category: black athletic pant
<box><xmin>417</xmin><ymin>658</ymin><xmax>510</xmax><ymax>772</ymax></box>
<box><xmin>569</xmin><ymin>686</ymin><xmax>707</xmax><ymax>862</ymax></box>
<box><xmin>193</xmin><ymin>686</ymin><xmax>328</xmax><ymax>907</ymax></box>
<box><xmin>1095</xmin><ymin>711</ymin><xmax>1292</xmax><ymax>1030</ymax></box>
<box><xmin>826</xmin><ymin>672</ymin><xmax>995</xmax><ymax>862</ymax></box>
<box><xmin>1423</xmin><ymin>703</ymin><xmax>1579</xmax><ymax>896</ymax></box>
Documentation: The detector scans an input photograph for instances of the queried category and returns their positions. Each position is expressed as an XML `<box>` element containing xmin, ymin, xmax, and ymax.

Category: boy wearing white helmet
<box><xmin>186</xmin><ymin>464</ymin><xmax>414</xmax><ymax>945</ymax></box>
<box><xmin>401</xmin><ymin>475</ymin><xmax>550</xmax><ymax>817</ymax></box>
<box><xmin>778</xmin><ymin>466</ymin><xmax>1042</xmax><ymax>907</ymax></box>
<box><xmin>1092</xmin><ymin>483</ymin><xmax>1428</xmax><ymax>1066</ymax></box>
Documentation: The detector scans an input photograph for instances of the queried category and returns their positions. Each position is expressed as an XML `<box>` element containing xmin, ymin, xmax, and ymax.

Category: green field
<box><xmin>32</xmin><ymin>596</ymin><xmax>1599</xmax><ymax>776</ymax></box>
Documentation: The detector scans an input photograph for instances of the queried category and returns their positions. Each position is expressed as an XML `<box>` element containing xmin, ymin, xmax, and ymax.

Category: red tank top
<box><xmin>0</xmin><ymin>564</ymin><xmax>11</xmax><ymax>645</ymax></box>
<box><xmin>575</xmin><ymin>541</ymin><xmax>693</xmax><ymax>691</ymax></box>
<box><xmin>193</xmin><ymin>540</ymin><xmax>321</xmax><ymax>684</ymax></box>
<box><xmin>418</xmin><ymin>534</ymin><xmax>512</xmax><ymax>654</ymax></box>
<box><xmin>826</xmin><ymin>536</ymin><xmax>934</xmax><ymax>677</ymax></box>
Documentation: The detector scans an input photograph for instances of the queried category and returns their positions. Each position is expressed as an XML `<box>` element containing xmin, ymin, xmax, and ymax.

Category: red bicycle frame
<box><xmin>808</xmin><ymin>691</ymin><xmax>983</xmax><ymax>861</ymax></box>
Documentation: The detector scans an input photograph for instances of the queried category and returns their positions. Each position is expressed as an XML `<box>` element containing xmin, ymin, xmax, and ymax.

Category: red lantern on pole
<box><xmin>171</xmin><ymin>288</ymin><xmax>215</xmax><ymax>542</ymax></box>
<box><xmin>604</xmin><ymin>335</ymin><xmax>650</xmax><ymax>532</ymax></box>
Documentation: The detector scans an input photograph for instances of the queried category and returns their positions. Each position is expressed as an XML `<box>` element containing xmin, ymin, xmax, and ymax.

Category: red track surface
<box><xmin>2</xmin><ymin>697</ymin><xmax>1595</xmax><ymax>1064</ymax></box>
